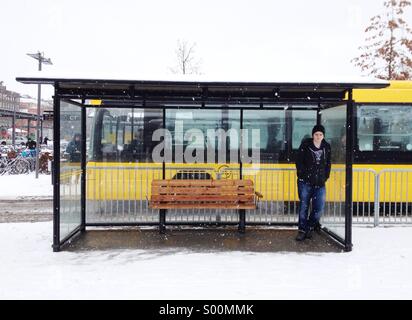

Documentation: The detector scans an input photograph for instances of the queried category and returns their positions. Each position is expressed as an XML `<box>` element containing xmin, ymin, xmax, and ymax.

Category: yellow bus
<box><xmin>84</xmin><ymin>81</ymin><xmax>412</xmax><ymax>217</ymax></box>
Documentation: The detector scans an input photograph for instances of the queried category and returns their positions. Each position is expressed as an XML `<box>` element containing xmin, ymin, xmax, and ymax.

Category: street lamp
<box><xmin>12</xmin><ymin>92</ymin><xmax>18</xmax><ymax>148</ymax></box>
<box><xmin>27</xmin><ymin>51</ymin><xmax>53</xmax><ymax>179</ymax></box>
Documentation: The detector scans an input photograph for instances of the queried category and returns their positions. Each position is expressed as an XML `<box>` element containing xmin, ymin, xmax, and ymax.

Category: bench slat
<box><xmin>150</xmin><ymin>179</ymin><xmax>258</xmax><ymax>210</ymax></box>
<box><xmin>151</xmin><ymin>195</ymin><xmax>254</xmax><ymax>202</ymax></box>
<box><xmin>151</xmin><ymin>179</ymin><xmax>253</xmax><ymax>187</ymax></box>
<box><xmin>150</xmin><ymin>203</ymin><xmax>256</xmax><ymax>209</ymax></box>
<box><xmin>151</xmin><ymin>186</ymin><xmax>255</xmax><ymax>196</ymax></box>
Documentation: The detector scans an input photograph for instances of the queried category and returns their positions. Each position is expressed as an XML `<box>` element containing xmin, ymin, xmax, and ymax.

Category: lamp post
<box><xmin>12</xmin><ymin>92</ymin><xmax>17</xmax><ymax>147</ymax></box>
<box><xmin>27</xmin><ymin>51</ymin><xmax>52</xmax><ymax>179</ymax></box>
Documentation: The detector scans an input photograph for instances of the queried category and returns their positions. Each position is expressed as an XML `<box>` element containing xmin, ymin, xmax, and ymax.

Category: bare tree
<box><xmin>352</xmin><ymin>0</ymin><xmax>412</xmax><ymax>80</ymax></box>
<box><xmin>170</xmin><ymin>40</ymin><xmax>202</xmax><ymax>75</ymax></box>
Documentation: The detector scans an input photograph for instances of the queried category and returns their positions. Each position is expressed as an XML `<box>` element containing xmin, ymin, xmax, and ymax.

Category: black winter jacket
<box><xmin>295</xmin><ymin>138</ymin><xmax>331</xmax><ymax>187</ymax></box>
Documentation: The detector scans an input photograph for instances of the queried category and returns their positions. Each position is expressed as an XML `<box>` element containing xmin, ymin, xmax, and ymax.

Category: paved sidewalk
<box><xmin>67</xmin><ymin>227</ymin><xmax>343</xmax><ymax>253</ymax></box>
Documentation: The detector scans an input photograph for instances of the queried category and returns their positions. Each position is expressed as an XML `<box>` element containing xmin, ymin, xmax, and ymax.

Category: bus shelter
<box><xmin>17</xmin><ymin>77</ymin><xmax>389</xmax><ymax>252</ymax></box>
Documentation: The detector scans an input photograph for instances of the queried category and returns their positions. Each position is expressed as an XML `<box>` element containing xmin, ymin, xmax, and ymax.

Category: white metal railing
<box><xmin>83</xmin><ymin>165</ymin><xmax>412</xmax><ymax>226</ymax></box>
<box><xmin>378</xmin><ymin>169</ymin><xmax>412</xmax><ymax>225</ymax></box>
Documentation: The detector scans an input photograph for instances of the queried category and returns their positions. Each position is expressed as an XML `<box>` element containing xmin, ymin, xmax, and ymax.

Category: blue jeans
<box><xmin>297</xmin><ymin>180</ymin><xmax>326</xmax><ymax>233</ymax></box>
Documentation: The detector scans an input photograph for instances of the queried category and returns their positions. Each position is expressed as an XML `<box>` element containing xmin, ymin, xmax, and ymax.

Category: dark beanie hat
<box><xmin>312</xmin><ymin>124</ymin><xmax>325</xmax><ymax>136</ymax></box>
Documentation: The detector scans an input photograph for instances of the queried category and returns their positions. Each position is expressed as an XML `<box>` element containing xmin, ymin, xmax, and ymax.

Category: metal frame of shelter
<box><xmin>16</xmin><ymin>77</ymin><xmax>389</xmax><ymax>252</ymax></box>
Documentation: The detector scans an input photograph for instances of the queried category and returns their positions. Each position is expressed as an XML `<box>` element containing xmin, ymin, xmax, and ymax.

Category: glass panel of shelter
<box><xmin>86</xmin><ymin>107</ymin><xmax>163</xmax><ymax>224</ymax></box>
<box><xmin>59</xmin><ymin>101</ymin><xmax>82</xmax><ymax>240</ymax></box>
<box><xmin>164</xmin><ymin>108</ymin><xmax>241</xmax><ymax>223</ymax></box>
<box><xmin>320</xmin><ymin>103</ymin><xmax>347</xmax><ymax>240</ymax></box>
<box><xmin>84</xmin><ymin>103</ymin><xmax>348</xmax><ymax>228</ymax></box>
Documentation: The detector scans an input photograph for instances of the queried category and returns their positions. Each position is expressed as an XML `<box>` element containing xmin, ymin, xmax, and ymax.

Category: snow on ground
<box><xmin>0</xmin><ymin>173</ymin><xmax>52</xmax><ymax>199</ymax></box>
<box><xmin>0</xmin><ymin>222</ymin><xmax>411</xmax><ymax>299</ymax></box>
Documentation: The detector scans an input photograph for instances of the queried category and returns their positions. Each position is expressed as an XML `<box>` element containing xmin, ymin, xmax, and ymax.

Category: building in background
<box><xmin>0</xmin><ymin>81</ymin><xmax>21</xmax><ymax>141</ymax></box>
<box><xmin>0</xmin><ymin>81</ymin><xmax>53</xmax><ymax>144</ymax></box>
<box><xmin>19</xmin><ymin>95</ymin><xmax>53</xmax><ymax>140</ymax></box>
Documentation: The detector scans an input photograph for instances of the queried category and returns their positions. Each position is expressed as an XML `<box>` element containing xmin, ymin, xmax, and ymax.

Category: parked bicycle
<box><xmin>0</xmin><ymin>144</ymin><xmax>53</xmax><ymax>175</ymax></box>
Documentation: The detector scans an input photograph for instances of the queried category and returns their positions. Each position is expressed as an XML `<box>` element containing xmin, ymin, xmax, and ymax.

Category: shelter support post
<box><xmin>159</xmin><ymin>107</ymin><xmax>167</xmax><ymax>234</ymax></box>
<box><xmin>52</xmin><ymin>90</ymin><xmax>60</xmax><ymax>252</ymax></box>
<box><xmin>238</xmin><ymin>108</ymin><xmax>246</xmax><ymax>233</ymax></box>
<box><xmin>345</xmin><ymin>90</ymin><xmax>354</xmax><ymax>252</ymax></box>
<box><xmin>80</xmin><ymin>100</ymin><xmax>86</xmax><ymax>232</ymax></box>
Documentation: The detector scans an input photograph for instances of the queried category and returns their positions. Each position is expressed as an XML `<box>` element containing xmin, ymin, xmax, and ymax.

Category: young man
<box><xmin>295</xmin><ymin>124</ymin><xmax>331</xmax><ymax>241</ymax></box>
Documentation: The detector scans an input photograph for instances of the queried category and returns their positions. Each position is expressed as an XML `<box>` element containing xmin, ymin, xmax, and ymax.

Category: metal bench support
<box><xmin>159</xmin><ymin>209</ymin><xmax>166</xmax><ymax>233</ymax></box>
<box><xmin>238</xmin><ymin>209</ymin><xmax>246</xmax><ymax>233</ymax></box>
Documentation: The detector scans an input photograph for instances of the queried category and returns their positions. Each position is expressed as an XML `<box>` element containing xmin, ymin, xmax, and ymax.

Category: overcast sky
<box><xmin>2</xmin><ymin>0</ymin><xmax>411</xmax><ymax>99</ymax></box>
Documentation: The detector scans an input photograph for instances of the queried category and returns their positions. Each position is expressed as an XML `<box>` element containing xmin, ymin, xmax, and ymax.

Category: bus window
<box><xmin>243</xmin><ymin>110</ymin><xmax>286</xmax><ymax>163</ymax></box>
<box><xmin>357</xmin><ymin>105</ymin><xmax>412</xmax><ymax>152</ymax></box>
<box><xmin>101</xmin><ymin>112</ymin><xmax>117</xmax><ymax>161</ymax></box>
<box><xmin>120</xmin><ymin>109</ymin><xmax>162</xmax><ymax>162</ymax></box>
<box><xmin>321</xmin><ymin>105</ymin><xmax>347</xmax><ymax>163</ymax></box>
<box><xmin>291</xmin><ymin>110</ymin><xmax>317</xmax><ymax>149</ymax></box>
<box><xmin>91</xmin><ymin>108</ymin><xmax>163</xmax><ymax>162</ymax></box>
<box><xmin>166</xmin><ymin>109</ymin><xmax>240</xmax><ymax>163</ymax></box>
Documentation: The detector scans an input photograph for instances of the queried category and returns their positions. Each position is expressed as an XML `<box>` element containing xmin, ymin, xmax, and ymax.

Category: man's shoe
<box><xmin>295</xmin><ymin>231</ymin><xmax>306</xmax><ymax>242</ymax></box>
<box><xmin>305</xmin><ymin>229</ymin><xmax>313</xmax><ymax>239</ymax></box>
<box><xmin>314</xmin><ymin>223</ymin><xmax>322</xmax><ymax>234</ymax></box>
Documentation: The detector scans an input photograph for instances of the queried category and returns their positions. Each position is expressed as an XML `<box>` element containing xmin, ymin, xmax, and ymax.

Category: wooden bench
<box><xmin>149</xmin><ymin>179</ymin><xmax>263</xmax><ymax>233</ymax></box>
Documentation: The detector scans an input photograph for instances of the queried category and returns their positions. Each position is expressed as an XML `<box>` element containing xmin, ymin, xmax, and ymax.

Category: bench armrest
<box><xmin>255</xmin><ymin>191</ymin><xmax>263</xmax><ymax>199</ymax></box>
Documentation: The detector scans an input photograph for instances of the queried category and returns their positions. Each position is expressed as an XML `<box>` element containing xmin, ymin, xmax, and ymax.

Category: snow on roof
<box><xmin>19</xmin><ymin>97</ymin><xmax>37</xmax><ymax>103</ymax></box>
<box><xmin>19</xmin><ymin>96</ymin><xmax>53</xmax><ymax>104</ymax></box>
<box><xmin>16</xmin><ymin>70</ymin><xmax>389</xmax><ymax>86</ymax></box>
